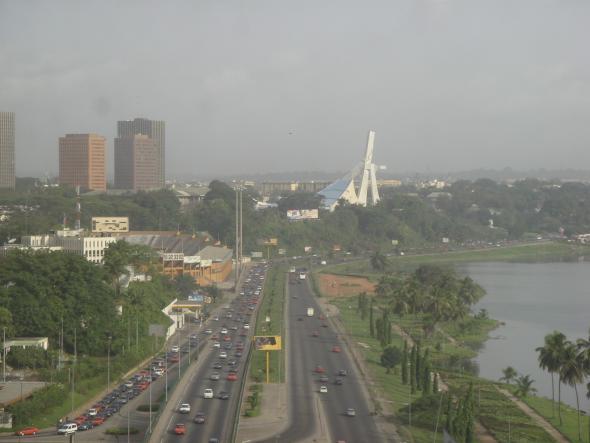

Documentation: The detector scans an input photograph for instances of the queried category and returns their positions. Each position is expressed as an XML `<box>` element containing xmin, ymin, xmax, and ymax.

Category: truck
<box><xmin>307</xmin><ymin>307</ymin><xmax>314</xmax><ymax>317</ymax></box>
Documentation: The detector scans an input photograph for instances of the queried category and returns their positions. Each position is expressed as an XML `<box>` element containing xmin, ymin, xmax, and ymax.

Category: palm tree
<box><xmin>515</xmin><ymin>374</ymin><xmax>537</xmax><ymax>398</ymax></box>
<box><xmin>536</xmin><ymin>331</ymin><xmax>567</xmax><ymax>425</ymax></box>
<box><xmin>370</xmin><ymin>250</ymin><xmax>388</xmax><ymax>272</ymax></box>
<box><xmin>576</xmin><ymin>328</ymin><xmax>590</xmax><ymax>372</ymax></box>
<box><xmin>560</xmin><ymin>341</ymin><xmax>585</xmax><ymax>442</ymax></box>
<box><xmin>499</xmin><ymin>366</ymin><xmax>518</xmax><ymax>385</ymax></box>
<box><xmin>536</xmin><ymin>331</ymin><xmax>567</xmax><ymax>419</ymax></box>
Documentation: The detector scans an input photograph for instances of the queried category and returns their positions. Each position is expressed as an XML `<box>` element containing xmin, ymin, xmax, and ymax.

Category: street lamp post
<box><xmin>3</xmin><ymin>327</ymin><xmax>6</xmax><ymax>383</ymax></box>
<box><xmin>107</xmin><ymin>335</ymin><xmax>112</xmax><ymax>391</ymax></box>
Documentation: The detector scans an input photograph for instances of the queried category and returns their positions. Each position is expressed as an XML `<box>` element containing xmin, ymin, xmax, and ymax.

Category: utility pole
<box><xmin>3</xmin><ymin>327</ymin><xmax>6</xmax><ymax>383</ymax></box>
<box><xmin>239</xmin><ymin>185</ymin><xmax>243</xmax><ymax>277</ymax></box>
<box><xmin>235</xmin><ymin>183</ymin><xmax>239</xmax><ymax>289</ymax></box>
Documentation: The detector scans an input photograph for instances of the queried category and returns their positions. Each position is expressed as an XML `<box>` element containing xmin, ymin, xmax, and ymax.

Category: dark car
<box><xmin>213</xmin><ymin>362</ymin><xmax>223</xmax><ymax>369</ymax></box>
<box><xmin>78</xmin><ymin>422</ymin><xmax>93</xmax><ymax>431</ymax></box>
<box><xmin>338</xmin><ymin>369</ymin><xmax>348</xmax><ymax>376</ymax></box>
<box><xmin>218</xmin><ymin>391</ymin><xmax>230</xmax><ymax>400</ymax></box>
<box><xmin>334</xmin><ymin>378</ymin><xmax>344</xmax><ymax>385</ymax></box>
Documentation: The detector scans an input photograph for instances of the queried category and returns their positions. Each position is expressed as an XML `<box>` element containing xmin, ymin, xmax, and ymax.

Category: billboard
<box><xmin>254</xmin><ymin>335</ymin><xmax>282</xmax><ymax>351</ymax></box>
<box><xmin>286</xmin><ymin>209</ymin><xmax>319</xmax><ymax>221</ymax></box>
<box><xmin>91</xmin><ymin>217</ymin><xmax>129</xmax><ymax>233</ymax></box>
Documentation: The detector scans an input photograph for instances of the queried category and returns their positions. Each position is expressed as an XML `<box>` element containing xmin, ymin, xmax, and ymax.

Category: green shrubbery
<box><xmin>8</xmin><ymin>384</ymin><xmax>67</xmax><ymax>426</ymax></box>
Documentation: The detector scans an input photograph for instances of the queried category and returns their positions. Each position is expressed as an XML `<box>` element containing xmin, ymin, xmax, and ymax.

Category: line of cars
<box><xmin>305</xmin><ymin>305</ymin><xmax>357</xmax><ymax>419</ymax></box>
<box><xmin>171</xmin><ymin>263</ymin><xmax>268</xmax><ymax>439</ymax></box>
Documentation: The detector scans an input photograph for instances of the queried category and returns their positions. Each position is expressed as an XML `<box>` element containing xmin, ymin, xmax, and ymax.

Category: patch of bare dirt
<box><xmin>318</xmin><ymin>273</ymin><xmax>376</xmax><ymax>297</ymax></box>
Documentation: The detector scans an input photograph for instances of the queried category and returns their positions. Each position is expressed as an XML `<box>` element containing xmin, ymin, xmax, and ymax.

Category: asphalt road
<box><xmin>151</xmin><ymin>264</ymin><xmax>265</xmax><ymax>443</ymax></box>
<box><xmin>259</xmin><ymin>276</ymin><xmax>383</xmax><ymax>443</ymax></box>
<box><xmin>0</xmin><ymin>266</ymin><xmax>258</xmax><ymax>443</ymax></box>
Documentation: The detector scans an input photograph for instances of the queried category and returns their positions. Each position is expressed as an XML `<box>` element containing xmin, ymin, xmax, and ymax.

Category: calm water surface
<box><xmin>461</xmin><ymin>261</ymin><xmax>590</xmax><ymax>409</ymax></box>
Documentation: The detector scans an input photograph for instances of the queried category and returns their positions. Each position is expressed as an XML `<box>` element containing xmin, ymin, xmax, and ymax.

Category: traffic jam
<box><xmin>36</xmin><ymin>263</ymin><xmax>267</xmax><ymax>439</ymax></box>
<box><xmin>170</xmin><ymin>263</ymin><xmax>267</xmax><ymax>437</ymax></box>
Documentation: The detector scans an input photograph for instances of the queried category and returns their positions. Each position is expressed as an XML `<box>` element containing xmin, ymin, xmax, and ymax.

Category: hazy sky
<box><xmin>1</xmin><ymin>0</ymin><xmax>589</xmax><ymax>179</ymax></box>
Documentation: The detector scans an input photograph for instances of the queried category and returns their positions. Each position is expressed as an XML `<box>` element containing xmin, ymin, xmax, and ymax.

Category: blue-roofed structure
<box><xmin>318</xmin><ymin>130</ymin><xmax>381</xmax><ymax>211</ymax></box>
<box><xmin>318</xmin><ymin>178</ymin><xmax>358</xmax><ymax>211</ymax></box>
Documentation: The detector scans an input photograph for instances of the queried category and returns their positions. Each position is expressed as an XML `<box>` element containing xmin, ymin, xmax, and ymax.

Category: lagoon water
<box><xmin>461</xmin><ymin>261</ymin><xmax>590</xmax><ymax>409</ymax></box>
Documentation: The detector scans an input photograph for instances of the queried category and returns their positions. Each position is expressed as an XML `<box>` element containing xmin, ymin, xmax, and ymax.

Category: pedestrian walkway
<box><xmin>497</xmin><ymin>387</ymin><xmax>569</xmax><ymax>443</ymax></box>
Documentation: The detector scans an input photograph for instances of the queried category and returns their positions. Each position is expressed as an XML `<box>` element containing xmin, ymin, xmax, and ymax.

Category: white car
<box><xmin>171</xmin><ymin>345</ymin><xmax>180</xmax><ymax>353</ymax></box>
<box><xmin>204</xmin><ymin>329</ymin><xmax>213</xmax><ymax>335</ymax></box>
<box><xmin>203</xmin><ymin>388</ymin><xmax>214</xmax><ymax>399</ymax></box>
<box><xmin>219</xmin><ymin>351</ymin><xmax>227</xmax><ymax>359</ymax></box>
<box><xmin>319</xmin><ymin>386</ymin><xmax>328</xmax><ymax>393</ymax></box>
<box><xmin>179</xmin><ymin>403</ymin><xmax>191</xmax><ymax>414</ymax></box>
<box><xmin>220</xmin><ymin>328</ymin><xmax>228</xmax><ymax>335</ymax></box>
<box><xmin>57</xmin><ymin>423</ymin><xmax>77</xmax><ymax>435</ymax></box>
<box><xmin>243</xmin><ymin>324</ymin><xmax>250</xmax><ymax>330</ymax></box>
<box><xmin>213</xmin><ymin>341</ymin><xmax>221</xmax><ymax>348</ymax></box>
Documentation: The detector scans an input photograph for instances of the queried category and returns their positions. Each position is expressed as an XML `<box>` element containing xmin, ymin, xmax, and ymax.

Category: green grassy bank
<box><xmin>325</xmin><ymin>241</ymin><xmax>590</xmax><ymax>278</ymax></box>
<box><xmin>330</xmin><ymin>295</ymin><xmax>569</xmax><ymax>443</ymax></box>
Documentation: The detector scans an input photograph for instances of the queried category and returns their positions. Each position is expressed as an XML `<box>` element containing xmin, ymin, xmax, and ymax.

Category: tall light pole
<box><xmin>107</xmin><ymin>335</ymin><xmax>112</xmax><ymax>391</ymax></box>
<box><xmin>3</xmin><ymin>327</ymin><xmax>6</xmax><ymax>383</ymax></box>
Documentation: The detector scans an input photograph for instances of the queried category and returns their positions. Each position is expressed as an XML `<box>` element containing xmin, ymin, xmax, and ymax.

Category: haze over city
<box><xmin>1</xmin><ymin>0</ymin><xmax>589</xmax><ymax>178</ymax></box>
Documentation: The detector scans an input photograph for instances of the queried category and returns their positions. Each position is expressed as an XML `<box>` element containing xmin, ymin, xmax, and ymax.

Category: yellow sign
<box><xmin>254</xmin><ymin>335</ymin><xmax>282</xmax><ymax>351</ymax></box>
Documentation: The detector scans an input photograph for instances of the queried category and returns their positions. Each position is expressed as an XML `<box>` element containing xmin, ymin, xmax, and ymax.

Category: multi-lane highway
<box><xmin>259</xmin><ymin>271</ymin><xmax>384</xmax><ymax>443</ymax></box>
<box><xmin>150</xmin><ymin>263</ymin><xmax>267</xmax><ymax>443</ymax></box>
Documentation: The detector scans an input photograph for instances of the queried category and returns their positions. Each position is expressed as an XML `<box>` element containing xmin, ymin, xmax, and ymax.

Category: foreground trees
<box><xmin>377</xmin><ymin>265</ymin><xmax>485</xmax><ymax>336</ymax></box>
<box><xmin>536</xmin><ymin>329</ymin><xmax>590</xmax><ymax>441</ymax></box>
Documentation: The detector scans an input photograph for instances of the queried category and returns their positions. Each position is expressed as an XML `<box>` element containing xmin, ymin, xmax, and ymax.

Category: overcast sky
<box><xmin>1</xmin><ymin>0</ymin><xmax>589</xmax><ymax>179</ymax></box>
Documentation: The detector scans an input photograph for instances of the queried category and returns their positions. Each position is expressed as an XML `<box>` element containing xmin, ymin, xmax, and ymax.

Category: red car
<box><xmin>223</xmin><ymin>335</ymin><xmax>231</xmax><ymax>342</ymax></box>
<box><xmin>174</xmin><ymin>423</ymin><xmax>186</xmax><ymax>435</ymax></box>
<box><xmin>74</xmin><ymin>415</ymin><xmax>87</xmax><ymax>425</ymax></box>
<box><xmin>315</xmin><ymin>365</ymin><xmax>325</xmax><ymax>374</ymax></box>
<box><xmin>15</xmin><ymin>427</ymin><xmax>40</xmax><ymax>436</ymax></box>
<box><xmin>227</xmin><ymin>372</ymin><xmax>238</xmax><ymax>381</ymax></box>
<box><xmin>92</xmin><ymin>417</ymin><xmax>105</xmax><ymax>426</ymax></box>
<box><xmin>332</xmin><ymin>346</ymin><xmax>341</xmax><ymax>353</ymax></box>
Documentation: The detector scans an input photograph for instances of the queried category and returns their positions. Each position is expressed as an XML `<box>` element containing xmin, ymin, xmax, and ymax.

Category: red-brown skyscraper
<box><xmin>114</xmin><ymin>134</ymin><xmax>159</xmax><ymax>191</ymax></box>
<box><xmin>59</xmin><ymin>134</ymin><xmax>106</xmax><ymax>191</ymax></box>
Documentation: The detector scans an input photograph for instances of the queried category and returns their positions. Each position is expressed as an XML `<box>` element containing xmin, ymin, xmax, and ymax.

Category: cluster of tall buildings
<box><xmin>0</xmin><ymin>113</ymin><xmax>166</xmax><ymax>192</ymax></box>
<box><xmin>60</xmin><ymin>117</ymin><xmax>166</xmax><ymax>191</ymax></box>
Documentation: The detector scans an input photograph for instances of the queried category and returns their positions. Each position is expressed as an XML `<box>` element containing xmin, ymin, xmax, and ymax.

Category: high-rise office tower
<box><xmin>0</xmin><ymin>112</ymin><xmax>15</xmax><ymax>189</ymax></box>
<box><xmin>117</xmin><ymin>118</ymin><xmax>165</xmax><ymax>187</ymax></box>
<box><xmin>59</xmin><ymin>134</ymin><xmax>106</xmax><ymax>191</ymax></box>
<box><xmin>114</xmin><ymin>134</ymin><xmax>159</xmax><ymax>191</ymax></box>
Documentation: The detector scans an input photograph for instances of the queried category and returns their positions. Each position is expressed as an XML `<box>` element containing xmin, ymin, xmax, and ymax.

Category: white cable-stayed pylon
<box><xmin>357</xmin><ymin>130</ymin><xmax>378</xmax><ymax>206</ymax></box>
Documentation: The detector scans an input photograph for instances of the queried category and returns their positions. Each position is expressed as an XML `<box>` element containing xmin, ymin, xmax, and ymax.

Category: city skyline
<box><xmin>1</xmin><ymin>1</ymin><xmax>589</xmax><ymax>178</ymax></box>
